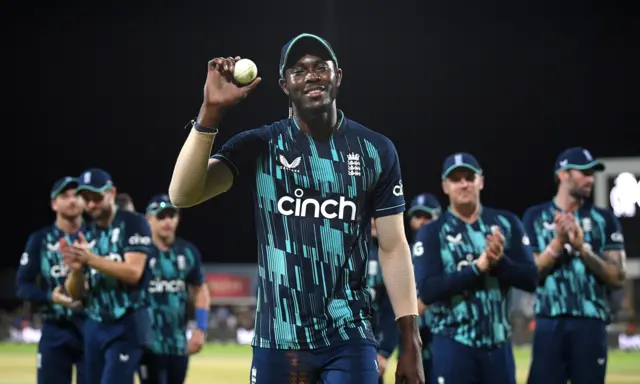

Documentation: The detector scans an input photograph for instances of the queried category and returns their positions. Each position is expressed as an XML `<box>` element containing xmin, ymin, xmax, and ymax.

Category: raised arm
<box><xmin>169</xmin><ymin>57</ymin><xmax>261</xmax><ymax>208</ymax></box>
<box><xmin>169</xmin><ymin>129</ymin><xmax>234</xmax><ymax>207</ymax></box>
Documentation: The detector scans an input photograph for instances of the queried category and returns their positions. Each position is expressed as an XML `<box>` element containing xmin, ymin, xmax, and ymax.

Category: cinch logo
<box><xmin>50</xmin><ymin>263</ymin><xmax>69</xmax><ymax>278</ymax></box>
<box><xmin>149</xmin><ymin>279</ymin><xmax>186</xmax><ymax>293</ymax></box>
<box><xmin>276</xmin><ymin>189</ymin><xmax>357</xmax><ymax>221</ymax></box>
<box><xmin>128</xmin><ymin>234</ymin><xmax>151</xmax><ymax>246</ymax></box>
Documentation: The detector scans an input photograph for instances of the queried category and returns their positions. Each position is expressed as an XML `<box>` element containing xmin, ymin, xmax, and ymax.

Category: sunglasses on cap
<box><xmin>156</xmin><ymin>208</ymin><xmax>179</xmax><ymax>220</ymax></box>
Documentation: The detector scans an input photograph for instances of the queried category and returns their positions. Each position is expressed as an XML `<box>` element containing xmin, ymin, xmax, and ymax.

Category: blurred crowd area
<box><xmin>2</xmin><ymin>289</ymin><xmax>640</xmax><ymax>351</ymax></box>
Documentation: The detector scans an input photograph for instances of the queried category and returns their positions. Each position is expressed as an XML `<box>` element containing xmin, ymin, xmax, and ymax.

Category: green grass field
<box><xmin>0</xmin><ymin>343</ymin><xmax>638</xmax><ymax>383</ymax></box>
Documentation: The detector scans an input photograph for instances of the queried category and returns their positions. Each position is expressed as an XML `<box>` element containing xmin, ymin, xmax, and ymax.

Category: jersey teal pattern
<box><xmin>16</xmin><ymin>224</ymin><xmax>86</xmax><ymax>320</ymax></box>
<box><xmin>414</xmin><ymin>208</ymin><xmax>537</xmax><ymax>348</ymax></box>
<box><xmin>522</xmin><ymin>200</ymin><xmax>626</xmax><ymax>322</ymax></box>
<box><xmin>212</xmin><ymin>111</ymin><xmax>406</xmax><ymax>350</ymax></box>
<box><xmin>147</xmin><ymin>238</ymin><xmax>204</xmax><ymax>355</ymax></box>
<box><xmin>84</xmin><ymin>209</ymin><xmax>153</xmax><ymax>322</ymax></box>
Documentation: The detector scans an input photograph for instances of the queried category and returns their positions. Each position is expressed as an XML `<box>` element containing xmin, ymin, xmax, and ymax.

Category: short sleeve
<box><xmin>186</xmin><ymin>244</ymin><xmax>205</xmax><ymax>286</ymax></box>
<box><xmin>211</xmin><ymin>128</ymin><xmax>267</xmax><ymax>178</ymax></box>
<box><xmin>602</xmin><ymin>211</ymin><xmax>625</xmax><ymax>251</ymax></box>
<box><xmin>371</xmin><ymin>139</ymin><xmax>405</xmax><ymax>218</ymax></box>
<box><xmin>521</xmin><ymin>208</ymin><xmax>541</xmax><ymax>253</ymax></box>
<box><xmin>123</xmin><ymin>214</ymin><xmax>153</xmax><ymax>255</ymax></box>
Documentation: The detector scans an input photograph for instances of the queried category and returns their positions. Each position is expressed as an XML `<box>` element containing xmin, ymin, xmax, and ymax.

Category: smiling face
<box><xmin>442</xmin><ymin>168</ymin><xmax>484</xmax><ymax>207</ymax></box>
<box><xmin>280</xmin><ymin>54</ymin><xmax>342</xmax><ymax>114</ymax></box>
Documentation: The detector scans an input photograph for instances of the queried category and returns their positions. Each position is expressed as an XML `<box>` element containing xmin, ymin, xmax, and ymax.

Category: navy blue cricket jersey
<box><xmin>212</xmin><ymin>111</ymin><xmax>406</xmax><ymax>350</ymax></box>
<box><xmin>147</xmin><ymin>238</ymin><xmax>204</xmax><ymax>356</ymax></box>
<box><xmin>414</xmin><ymin>207</ymin><xmax>537</xmax><ymax>348</ymax></box>
<box><xmin>522</xmin><ymin>200</ymin><xmax>626</xmax><ymax>322</ymax></box>
<box><xmin>17</xmin><ymin>224</ymin><xmax>85</xmax><ymax>320</ymax></box>
<box><xmin>84</xmin><ymin>209</ymin><xmax>153</xmax><ymax>322</ymax></box>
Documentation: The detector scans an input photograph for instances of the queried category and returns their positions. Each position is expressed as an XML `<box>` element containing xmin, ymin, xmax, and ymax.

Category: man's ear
<box><xmin>335</xmin><ymin>68</ymin><xmax>343</xmax><ymax>88</ymax></box>
<box><xmin>279</xmin><ymin>78</ymin><xmax>289</xmax><ymax>96</ymax></box>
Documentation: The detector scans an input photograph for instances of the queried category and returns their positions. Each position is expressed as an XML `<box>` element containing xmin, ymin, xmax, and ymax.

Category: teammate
<box><xmin>139</xmin><ymin>194</ymin><xmax>210</xmax><ymax>384</ymax></box>
<box><xmin>16</xmin><ymin>176</ymin><xmax>87</xmax><ymax>384</ymax></box>
<box><xmin>370</xmin><ymin>193</ymin><xmax>441</xmax><ymax>382</ymax></box>
<box><xmin>405</xmin><ymin>193</ymin><xmax>441</xmax><ymax>381</ymax></box>
<box><xmin>169</xmin><ymin>33</ymin><xmax>424</xmax><ymax>383</ymax></box>
<box><xmin>116</xmin><ymin>192</ymin><xmax>136</xmax><ymax>212</ymax></box>
<box><xmin>523</xmin><ymin>147</ymin><xmax>627</xmax><ymax>384</ymax></box>
<box><xmin>61</xmin><ymin>168</ymin><xmax>153</xmax><ymax>384</ymax></box>
<box><xmin>414</xmin><ymin>153</ymin><xmax>538</xmax><ymax>384</ymax></box>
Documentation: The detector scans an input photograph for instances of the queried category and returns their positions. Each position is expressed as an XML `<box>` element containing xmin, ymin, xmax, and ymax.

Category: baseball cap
<box><xmin>407</xmin><ymin>193</ymin><xmax>442</xmax><ymax>217</ymax></box>
<box><xmin>50</xmin><ymin>176</ymin><xmax>79</xmax><ymax>199</ymax></box>
<box><xmin>279</xmin><ymin>33</ymin><xmax>339</xmax><ymax>78</ymax></box>
<box><xmin>76</xmin><ymin>168</ymin><xmax>114</xmax><ymax>193</ymax></box>
<box><xmin>441</xmin><ymin>153</ymin><xmax>483</xmax><ymax>180</ymax></box>
<box><xmin>554</xmin><ymin>147</ymin><xmax>605</xmax><ymax>173</ymax></box>
<box><xmin>146</xmin><ymin>194</ymin><xmax>178</xmax><ymax>215</ymax></box>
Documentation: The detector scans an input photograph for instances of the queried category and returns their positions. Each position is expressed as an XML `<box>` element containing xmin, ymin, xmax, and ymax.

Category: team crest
<box><xmin>347</xmin><ymin>152</ymin><xmax>361</xmax><ymax>176</ymax></box>
<box><xmin>177</xmin><ymin>255</ymin><xmax>186</xmax><ymax>270</ymax></box>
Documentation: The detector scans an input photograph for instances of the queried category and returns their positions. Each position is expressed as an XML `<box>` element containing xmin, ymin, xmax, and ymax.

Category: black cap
<box><xmin>76</xmin><ymin>168</ymin><xmax>114</xmax><ymax>193</ymax></box>
<box><xmin>279</xmin><ymin>33</ymin><xmax>338</xmax><ymax>78</ymax></box>
<box><xmin>407</xmin><ymin>193</ymin><xmax>442</xmax><ymax>217</ymax></box>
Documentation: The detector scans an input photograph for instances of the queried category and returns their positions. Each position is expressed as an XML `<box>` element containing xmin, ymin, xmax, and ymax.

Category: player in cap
<box><xmin>138</xmin><ymin>194</ymin><xmax>210</xmax><ymax>384</ymax></box>
<box><xmin>170</xmin><ymin>33</ymin><xmax>424</xmax><ymax>383</ymax></box>
<box><xmin>413</xmin><ymin>153</ymin><xmax>538</xmax><ymax>384</ymax></box>
<box><xmin>16</xmin><ymin>176</ymin><xmax>87</xmax><ymax>384</ymax></box>
<box><xmin>407</xmin><ymin>193</ymin><xmax>442</xmax><ymax>233</ymax></box>
<box><xmin>523</xmin><ymin>147</ymin><xmax>626</xmax><ymax>384</ymax></box>
<box><xmin>61</xmin><ymin>168</ymin><xmax>153</xmax><ymax>383</ymax></box>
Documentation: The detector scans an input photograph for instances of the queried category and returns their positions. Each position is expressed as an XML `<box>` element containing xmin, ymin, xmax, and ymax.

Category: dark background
<box><xmin>9</xmin><ymin>1</ymin><xmax>637</xmax><ymax>267</ymax></box>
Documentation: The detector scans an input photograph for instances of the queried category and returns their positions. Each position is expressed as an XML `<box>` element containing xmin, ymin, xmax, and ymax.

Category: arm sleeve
<box><xmin>415</xmin><ymin>223</ymin><xmax>483</xmax><ymax>305</ymax></box>
<box><xmin>492</xmin><ymin>214</ymin><xmax>539</xmax><ymax>292</ymax></box>
<box><xmin>186</xmin><ymin>244</ymin><xmax>205</xmax><ymax>286</ymax></box>
<box><xmin>371</xmin><ymin>139</ymin><xmax>405</xmax><ymax>218</ymax></box>
<box><xmin>123</xmin><ymin>214</ymin><xmax>153</xmax><ymax>255</ymax></box>
<box><xmin>211</xmin><ymin>128</ymin><xmax>266</xmax><ymax>178</ymax></box>
<box><xmin>16</xmin><ymin>233</ymin><xmax>50</xmax><ymax>303</ymax></box>
<box><xmin>602</xmin><ymin>211</ymin><xmax>625</xmax><ymax>251</ymax></box>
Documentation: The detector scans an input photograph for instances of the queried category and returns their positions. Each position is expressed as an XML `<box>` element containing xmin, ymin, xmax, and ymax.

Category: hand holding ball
<box><xmin>233</xmin><ymin>59</ymin><xmax>258</xmax><ymax>85</ymax></box>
